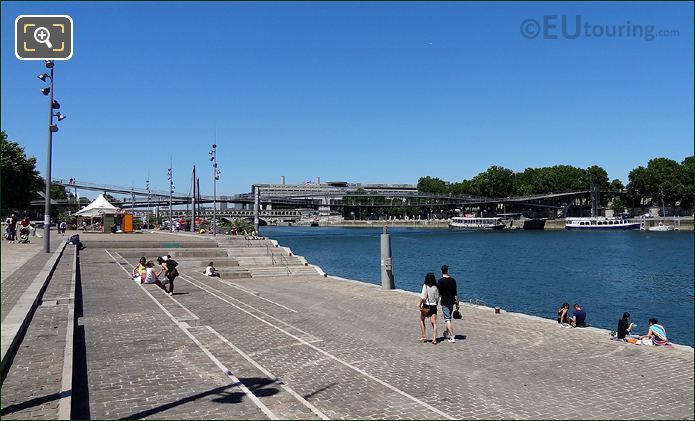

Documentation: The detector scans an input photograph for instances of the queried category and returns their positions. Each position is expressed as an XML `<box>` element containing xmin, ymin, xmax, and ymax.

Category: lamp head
<box><xmin>55</xmin><ymin>112</ymin><xmax>67</xmax><ymax>121</ymax></box>
<box><xmin>52</xmin><ymin>100</ymin><xmax>61</xmax><ymax>109</ymax></box>
<box><xmin>45</xmin><ymin>60</ymin><xmax>54</xmax><ymax>69</ymax></box>
<box><xmin>41</xmin><ymin>87</ymin><xmax>51</xmax><ymax>95</ymax></box>
<box><xmin>38</xmin><ymin>73</ymin><xmax>48</xmax><ymax>82</ymax></box>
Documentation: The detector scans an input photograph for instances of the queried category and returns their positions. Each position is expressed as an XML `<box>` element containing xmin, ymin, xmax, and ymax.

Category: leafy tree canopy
<box><xmin>1</xmin><ymin>130</ymin><xmax>43</xmax><ymax>211</ymax></box>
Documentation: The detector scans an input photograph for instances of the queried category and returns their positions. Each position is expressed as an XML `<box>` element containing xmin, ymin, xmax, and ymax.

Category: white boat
<box><xmin>449</xmin><ymin>217</ymin><xmax>505</xmax><ymax>230</ymax></box>
<box><xmin>648</xmin><ymin>222</ymin><xmax>674</xmax><ymax>232</ymax></box>
<box><xmin>565</xmin><ymin>217</ymin><xmax>640</xmax><ymax>230</ymax></box>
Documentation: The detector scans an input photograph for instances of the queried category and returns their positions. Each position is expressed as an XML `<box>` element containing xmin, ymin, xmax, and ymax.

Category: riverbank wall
<box><xmin>322</xmin><ymin>218</ymin><xmax>694</xmax><ymax>230</ymax></box>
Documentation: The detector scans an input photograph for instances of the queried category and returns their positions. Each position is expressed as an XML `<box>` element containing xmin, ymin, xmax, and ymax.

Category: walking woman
<box><xmin>418</xmin><ymin>272</ymin><xmax>440</xmax><ymax>344</ymax></box>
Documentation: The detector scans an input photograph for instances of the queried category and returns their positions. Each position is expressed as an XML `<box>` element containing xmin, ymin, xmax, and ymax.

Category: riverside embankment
<box><xmin>324</xmin><ymin>217</ymin><xmax>694</xmax><ymax>230</ymax></box>
<box><xmin>2</xmin><ymin>231</ymin><xmax>692</xmax><ymax>420</ymax></box>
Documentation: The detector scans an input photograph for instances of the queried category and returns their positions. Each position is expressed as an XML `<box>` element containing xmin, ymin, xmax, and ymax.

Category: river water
<box><xmin>262</xmin><ymin>226</ymin><xmax>694</xmax><ymax>347</ymax></box>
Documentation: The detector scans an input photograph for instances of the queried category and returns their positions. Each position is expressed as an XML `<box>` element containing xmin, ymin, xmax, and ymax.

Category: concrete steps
<box><xmin>116</xmin><ymin>248</ymin><xmax>228</xmax><ymax>258</ymax></box>
<box><xmin>248</xmin><ymin>265</ymin><xmax>321</xmax><ymax>278</ymax></box>
<box><xmin>233</xmin><ymin>256</ymin><xmax>305</xmax><ymax>267</ymax></box>
<box><xmin>215</xmin><ymin>267</ymin><xmax>252</xmax><ymax>279</ymax></box>
<box><xmin>221</xmin><ymin>247</ymin><xmax>287</xmax><ymax>257</ymax></box>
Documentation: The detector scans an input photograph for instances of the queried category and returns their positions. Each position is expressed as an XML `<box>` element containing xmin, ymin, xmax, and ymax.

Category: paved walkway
<box><xmin>1</xmin><ymin>233</ymin><xmax>693</xmax><ymax>419</ymax></box>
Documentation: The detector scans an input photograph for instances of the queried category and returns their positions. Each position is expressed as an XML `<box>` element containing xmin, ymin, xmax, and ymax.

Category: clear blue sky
<box><xmin>2</xmin><ymin>1</ymin><xmax>693</xmax><ymax>198</ymax></box>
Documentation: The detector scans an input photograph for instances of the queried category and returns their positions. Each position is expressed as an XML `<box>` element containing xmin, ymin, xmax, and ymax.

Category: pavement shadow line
<box><xmin>0</xmin><ymin>392</ymin><xmax>63</xmax><ymax>416</ymax></box>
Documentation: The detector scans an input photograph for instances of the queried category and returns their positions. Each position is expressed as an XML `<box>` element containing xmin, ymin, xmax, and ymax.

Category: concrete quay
<box><xmin>1</xmin><ymin>232</ymin><xmax>693</xmax><ymax>420</ymax></box>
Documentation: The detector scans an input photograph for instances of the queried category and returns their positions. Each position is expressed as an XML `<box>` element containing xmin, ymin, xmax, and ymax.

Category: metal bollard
<box><xmin>380</xmin><ymin>226</ymin><xmax>395</xmax><ymax>289</ymax></box>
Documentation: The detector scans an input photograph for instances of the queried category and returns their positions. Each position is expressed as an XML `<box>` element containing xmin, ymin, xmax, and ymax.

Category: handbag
<box><xmin>420</xmin><ymin>286</ymin><xmax>432</xmax><ymax>317</ymax></box>
<box><xmin>453</xmin><ymin>305</ymin><xmax>462</xmax><ymax>320</ymax></box>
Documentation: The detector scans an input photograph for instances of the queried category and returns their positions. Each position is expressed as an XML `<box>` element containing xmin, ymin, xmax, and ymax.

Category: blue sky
<box><xmin>2</xmin><ymin>1</ymin><xmax>693</xmax><ymax>198</ymax></box>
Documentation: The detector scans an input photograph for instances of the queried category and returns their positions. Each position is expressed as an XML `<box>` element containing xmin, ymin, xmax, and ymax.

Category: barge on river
<box><xmin>450</xmin><ymin>217</ymin><xmax>505</xmax><ymax>230</ymax></box>
<box><xmin>565</xmin><ymin>217</ymin><xmax>640</xmax><ymax>230</ymax></box>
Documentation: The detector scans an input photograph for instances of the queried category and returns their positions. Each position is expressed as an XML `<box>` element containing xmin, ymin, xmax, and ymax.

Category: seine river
<box><xmin>262</xmin><ymin>226</ymin><xmax>694</xmax><ymax>347</ymax></box>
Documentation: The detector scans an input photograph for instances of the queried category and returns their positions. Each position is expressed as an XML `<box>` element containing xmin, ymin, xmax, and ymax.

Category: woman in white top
<box><xmin>418</xmin><ymin>272</ymin><xmax>440</xmax><ymax>344</ymax></box>
<box><xmin>142</xmin><ymin>261</ymin><xmax>167</xmax><ymax>292</ymax></box>
<box><xmin>204</xmin><ymin>262</ymin><xmax>220</xmax><ymax>277</ymax></box>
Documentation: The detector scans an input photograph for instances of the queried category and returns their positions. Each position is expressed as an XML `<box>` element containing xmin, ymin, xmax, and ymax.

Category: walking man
<box><xmin>438</xmin><ymin>265</ymin><xmax>459</xmax><ymax>343</ymax></box>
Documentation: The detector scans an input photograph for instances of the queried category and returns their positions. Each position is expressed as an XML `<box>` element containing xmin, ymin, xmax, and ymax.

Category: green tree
<box><xmin>50</xmin><ymin>182</ymin><xmax>68</xmax><ymax>199</ymax></box>
<box><xmin>645</xmin><ymin>158</ymin><xmax>683</xmax><ymax>206</ymax></box>
<box><xmin>679</xmin><ymin>156</ymin><xmax>694</xmax><ymax>208</ymax></box>
<box><xmin>610</xmin><ymin>197</ymin><xmax>625</xmax><ymax>214</ymax></box>
<box><xmin>627</xmin><ymin>166</ymin><xmax>649</xmax><ymax>206</ymax></box>
<box><xmin>1</xmin><ymin>130</ymin><xmax>43</xmax><ymax>211</ymax></box>
<box><xmin>585</xmin><ymin>165</ymin><xmax>610</xmax><ymax>190</ymax></box>
<box><xmin>610</xmin><ymin>179</ymin><xmax>624</xmax><ymax>192</ymax></box>
<box><xmin>449</xmin><ymin>180</ymin><xmax>475</xmax><ymax>196</ymax></box>
<box><xmin>417</xmin><ymin>176</ymin><xmax>447</xmax><ymax>194</ymax></box>
<box><xmin>470</xmin><ymin>166</ymin><xmax>515</xmax><ymax>197</ymax></box>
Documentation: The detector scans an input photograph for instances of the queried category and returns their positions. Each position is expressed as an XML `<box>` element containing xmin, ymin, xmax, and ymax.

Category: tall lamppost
<box><xmin>167</xmin><ymin>161</ymin><xmax>175</xmax><ymax>232</ymax></box>
<box><xmin>145</xmin><ymin>179</ymin><xmax>151</xmax><ymax>229</ymax></box>
<box><xmin>209</xmin><ymin>143</ymin><xmax>220</xmax><ymax>237</ymax></box>
<box><xmin>38</xmin><ymin>60</ymin><xmax>67</xmax><ymax>253</ymax></box>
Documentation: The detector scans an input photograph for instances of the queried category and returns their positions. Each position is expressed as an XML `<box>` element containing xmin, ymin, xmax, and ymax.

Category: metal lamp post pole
<box><xmin>146</xmin><ymin>179</ymin><xmax>151</xmax><ymax>230</ymax></box>
<box><xmin>191</xmin><ymin>165</ymin><xmax>196</xmax><ymax>232</ymax></box>
<box><xmin>43</xmin><ymin>64</ymin><xmax>55</xmax><ymax>253</ymax></box>
<box><xmin>168</xmin><ymin>160</ymin><xmax>174</xmax><ymax>232</ymax></box>
<box><xmin>210</xmin><ymin>142</ymin><xmax>219</xmax><ymax>237</ymax></box>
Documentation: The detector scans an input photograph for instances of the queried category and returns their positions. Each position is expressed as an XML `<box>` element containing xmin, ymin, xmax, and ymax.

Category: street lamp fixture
<box><xmin>38</xmin><ymin>60</ymin><xmax>66</xmax><ymax>253</ymax></box>
<box><xmin>209</xmin><ymin>142</ymin><xmax>220</xmax><ymax>237</ymax></box>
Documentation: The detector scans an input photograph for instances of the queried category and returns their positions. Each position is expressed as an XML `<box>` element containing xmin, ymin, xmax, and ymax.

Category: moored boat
<box><xmin>648</xmin><ymin>222</ymin><xmax>674</xmax><ymax>232</ymax></box>
<box><xmin>565</xmin><ymin>217</ymin><xmax>640</xmax><ymax>230</ymax></box>
<box><xmin>450</xmin><ymin>217</ymin><xmax>505</xmax><ymax>230</ymax></box>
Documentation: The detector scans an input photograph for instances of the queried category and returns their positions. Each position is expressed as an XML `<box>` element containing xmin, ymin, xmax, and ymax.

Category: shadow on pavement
<box><xmin>71</xmin><ymin>250</ymin><xmax>91</xmax><ymax>419</ymax></box>
<box><xmin>120</xmin><ymin>378</ymin><xmax>279</xmax><ymax>420</ymax></box>
<box><xmin>0</xmin><ymin>392</ymin><xmax>63</xmax><ymax>416</ymax></box>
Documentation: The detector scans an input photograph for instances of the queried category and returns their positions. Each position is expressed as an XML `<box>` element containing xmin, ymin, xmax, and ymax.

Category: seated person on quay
<box><xmin>557</xmin><ymin>302</ymin><xmax>570</xmax><ymax>324</ymax></box>
<box><xmin>570</xmin><ymin>303</ymin><xmax>587</xmax><ymax>327</ymax></box>
<box><xmin>641</xmin><ymin>318</ymin><xmax>669</xmax><ymax>345</ymax></box>
<box><xmin>616</xmin><ymin>312</ymin><xmax>639</xmax><ymax>340</ymax></box>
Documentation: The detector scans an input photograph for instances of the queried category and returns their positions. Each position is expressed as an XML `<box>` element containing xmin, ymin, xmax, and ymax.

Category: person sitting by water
<box><xmin>616</xmin><ymin>312</ymin><xmax>638</xmax><ymax>340</ymax></box>
<box><xmin>569</xmin><ymin>303</ymin><xmax>587</xmax><ymax>327</ymax></box>
<box><xmin>557</xmin><ymin>302</ymin><xmax>570</xmax><ymax>325</ymax></box>
<box><xmin>641</xmin><ymin>318</ymin><xmax>669</xmax><ymax>345</ymax></box>
<box><xmin>204</xmin><ymin>262</ymin><xmax>220</xmax><ymax>277</ymax></box>
<box><xmin>132</xmin><ymin>257</ymin><xmax>147</xmax><ymax>280</ymax></box>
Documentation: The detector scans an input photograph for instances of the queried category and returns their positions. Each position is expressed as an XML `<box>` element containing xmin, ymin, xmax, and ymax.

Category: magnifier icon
<box><xmin>33</xmin><ymin>26</ymin><xmax>53</xmax><ymax>49</ymax></box>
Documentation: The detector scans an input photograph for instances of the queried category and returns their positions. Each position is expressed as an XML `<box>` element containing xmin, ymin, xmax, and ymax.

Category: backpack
<box><xmin>165</xmin><ymin>258</ymin><xmax>178</xmax><ymax>269</ymax></box>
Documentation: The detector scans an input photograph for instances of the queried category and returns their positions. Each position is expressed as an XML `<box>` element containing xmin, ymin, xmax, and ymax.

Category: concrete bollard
<box><xmin>380</xmin><ymin>227</ymin><xmax>395</xmax><ymax>289</ymax></box>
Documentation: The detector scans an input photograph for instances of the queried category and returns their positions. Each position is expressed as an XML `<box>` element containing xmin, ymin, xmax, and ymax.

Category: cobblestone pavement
<box><xmin>1</xmin><ymin>246</ymin><xmax>75</xmax><ymax>419</ymax></box>
<box><xmin>78</xmin><ymin>248</ymin><xmax>269</xmax><ymax>420</ymax></box>
<box><xmin>1</xmin><ymin>237</ymin><xmax>63</xmax><ymax>321</ymax></box>
<box><xmin>110</xmin><ymin>247</ymin><xmax>694</xmax><ymax>420</ymax></box>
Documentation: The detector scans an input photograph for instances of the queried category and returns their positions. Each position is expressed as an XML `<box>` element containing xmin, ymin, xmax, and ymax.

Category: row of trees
<box><xmin>418</xmin><ymin>158</ymin><xmax>694</xmax><ymax>208</ymax></box>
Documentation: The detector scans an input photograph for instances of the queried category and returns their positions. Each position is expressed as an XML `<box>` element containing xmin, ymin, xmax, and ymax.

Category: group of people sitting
<box><xmin>557</xmin><ymin>303</ymin><xmax>587</xmax><ymax>327</ymax></box>
<box><xmin>131</xmin><ymin>255</ymin><xmax>179</xmax><ymax>295</ymax></box>
<box><xmin>557</xmin><ymin>303</ymin><xmax>669</xmax><ymax>346</ymax></box>
<box><xmin>612</xmin><ymin>313</ymin><xmax>669</xmax><ymax>346</ymax></box>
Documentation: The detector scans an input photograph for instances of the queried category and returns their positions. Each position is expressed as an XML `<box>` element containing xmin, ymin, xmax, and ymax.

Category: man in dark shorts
<box><xmin>437</xmin><ymin>265</ymin><xmax>459</xmax><ymax>343</ymax></box>
<box><xmin>570</xmin><ymin>303</ymin><xmax>587</xmax><ymax>327</ymax></box>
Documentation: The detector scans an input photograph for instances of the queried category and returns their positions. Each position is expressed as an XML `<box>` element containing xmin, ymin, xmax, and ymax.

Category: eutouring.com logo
<box><xmin>520</xmin><ymin>15</ymin><xmax>680</xmax><ymax>41</ymax></box>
